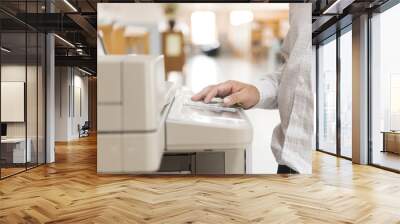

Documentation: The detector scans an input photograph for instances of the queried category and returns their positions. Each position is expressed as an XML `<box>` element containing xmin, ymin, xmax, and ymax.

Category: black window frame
<box><xmin>315</xmin><ymin>21</ymin><xmax>353</xmax><ymax>161</ymax></box>
<box><xmin>0</xmin><ymin>0</ymin><xmax>47</xmax><ymax>180</ymax></box>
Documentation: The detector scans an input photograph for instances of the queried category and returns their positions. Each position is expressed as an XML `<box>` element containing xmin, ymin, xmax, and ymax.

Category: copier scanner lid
<box><xmin>166</xmin><ymin>89</ymin><xmax>253</xmax><ymax>151</ymax></box>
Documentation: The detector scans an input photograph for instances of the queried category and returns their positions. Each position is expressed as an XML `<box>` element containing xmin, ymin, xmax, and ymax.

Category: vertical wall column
<box><xmin>45</xmin><ymin>0</ymin><xmax>55</xmax><ymax>163</ymax></box>
<box><xmin>352</xmin><ymin>14</ymin><xmax>369</xmax><ymax>164</ymax></box>
<box><xmin>46</xmin><ymin>33</ymin><xmax>55</xmax><ymax>163</ymax></box>
<box><xmin>54</xmin><ymin>67</ymin><xmax>71</xmax><ymax>141</ymax></box>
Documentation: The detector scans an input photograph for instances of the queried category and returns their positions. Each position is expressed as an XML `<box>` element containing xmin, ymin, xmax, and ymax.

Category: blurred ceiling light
<box><xmin>1</xmin><ymin>47</ymin><xmax>11</xmax><ymax>53</ymax></box>
<box><xmin>191</xmin><ymin>11</ymin><xmax>217</xmax><ymax>45</ymax></box>
<box><xmin>54</xmin><ymin>34</ymin><xmax>75</xmax><ymax>48</ymax></box>
<box><xmin>323</xmin><ymin>0</ymin><xmax>354</xmax><ymax>15</ymax></box>
<box><xmin>78</xmin><ymin>67</ymin><xmax>93</xmax><ymax>76</ymax></box>
<box><xmin>76</xmin><ymin>48</ymin><xmax>84</xmax><ymax>55</ymax></box>
<box><xmin>63</xmin><ymin>0</ymin><xmax>78</xmax><ymax>12</ymax></box>
<box><xmin>230</xmin><ymin>10</ymin><xmax>253</xmax><ymax>26</ymax></box>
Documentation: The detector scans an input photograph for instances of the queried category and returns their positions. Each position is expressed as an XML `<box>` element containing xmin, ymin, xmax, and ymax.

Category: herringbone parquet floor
<box><xmin>1</xmin><ymin>134</ymin><xmax>400</xmax><ymax>224</ymax></box>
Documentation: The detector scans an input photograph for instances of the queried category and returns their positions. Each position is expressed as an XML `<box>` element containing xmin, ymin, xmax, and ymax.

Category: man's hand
<box><xmin>191</xmin><ymin>80</ymin><xmax>260</xmax><ymax>109</ymax></box>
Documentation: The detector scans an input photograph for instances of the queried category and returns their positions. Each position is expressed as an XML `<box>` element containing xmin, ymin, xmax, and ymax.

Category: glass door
<box><xmin>0</xmin><ymin>29</ymin><xmax>28</xmax><ymax>178</ymax></box>
<box><xmin>0</xmin><ymin>0</ymin><xmax>47</xmax><ymax>179</ymax></box>
<box><xmin>339</xmin><ymin>27</ymin><xmax>352</xmax><ymax>158</ymax></box>
<box><xmin>317</xmin><ymin>36</ymin><xmax>337</xmax><ymax>154</ymax></box>
<box><xmin>370</xmin><ymin>3</ymin><xmax>400</xmax><ymax>171</ymax></box>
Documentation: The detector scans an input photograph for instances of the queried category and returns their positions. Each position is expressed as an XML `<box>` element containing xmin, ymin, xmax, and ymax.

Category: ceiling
<box><xmin>311</xmin><ymin>0</ymin><xmax>392</xmax><ymax>44</ymax></box>
<box><xmin>0</xmin><ymin>0</ymin><xmax>98</xmax><ymax>73</ymax></box>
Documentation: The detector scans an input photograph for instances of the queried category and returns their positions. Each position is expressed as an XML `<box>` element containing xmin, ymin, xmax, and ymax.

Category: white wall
<box><xmin>71</xmin><ymin>74</ymin><xmax>89</xmax><ymax>138</ymax></box>
<box><xmin>55</xmin><ymin>67</ymin><xmax>89</xmax><ymax>141</ymax></box>
<box><xmin>55</xmin><ymin>67</ymin><xmax>69</xmax><ymax>141</ymax></box>
<box><xmin>1</xmin><ymin>65</ymin><xmax>34</xmax><ymax>138</ymax></box>
<box><xmin>1</xmin><ymin>66</ymin><xmax>26</xmax><ymax>140</ymax></box>
<box><xmin>1</xmin><ymin>64</ymin><xmax>46</xmax><ymax>164</ymax></box>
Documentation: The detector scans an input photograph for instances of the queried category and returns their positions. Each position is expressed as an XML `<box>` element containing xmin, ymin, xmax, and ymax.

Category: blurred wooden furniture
<box><xmin>250</xmin><ymin>19</ymin><xmax>282</xmax><ymax>61</ymax></box>
<box><xmin>110</xmin><ymin>24</ymin><xmax>128</xmax><ymax>54</ymax></box>
<box><xmin>125</xmin><ymin>27</ymin><xmax>150</xmax><ymax>54</ymax></box>
<box><xmin>161</xmin><ymin>31</ymin><xmax>185</xmax><ymax>79</ymax></box>
<box><xmin>98</xmin><ymin>23</ymin><xmax>129</xmax><ymax>55</ymax></box>
<box><xmin>98</xmin><ymin>24</ymin><xmax>113</xmax><ymax>54</ymax></box>
<box><xmin>251</xmin><ymin>27</ymin><xmax>267</xmax><ymax>60</ymax></box>
<box><xmin>382</xmin><ymin>131</ymin><xmax>400</xmax><ymax>154</ymax></box>
<box><xmin>99</xmin><ymin>24</ymin><xmax>148</xmax><ymax>55</ymax></box>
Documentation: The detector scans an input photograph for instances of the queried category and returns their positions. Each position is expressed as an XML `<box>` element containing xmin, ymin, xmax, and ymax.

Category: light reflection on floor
<box><xmin>182</xmin><ymin>54</ymin><xmax>280</xmax><ymax>173</ymax></box>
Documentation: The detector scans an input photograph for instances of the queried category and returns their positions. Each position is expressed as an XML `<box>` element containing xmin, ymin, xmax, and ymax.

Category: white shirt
<box><xmin>254</xmin><ymin>4</ymin><xmax>313</xmax><ymax>174</ymax></box>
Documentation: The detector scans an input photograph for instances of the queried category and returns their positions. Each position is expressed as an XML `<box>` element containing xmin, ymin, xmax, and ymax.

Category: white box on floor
<box><xmin>1</xmin><ymin>138</ymin><xmax>32</xmax><ymax>163</ymax></box>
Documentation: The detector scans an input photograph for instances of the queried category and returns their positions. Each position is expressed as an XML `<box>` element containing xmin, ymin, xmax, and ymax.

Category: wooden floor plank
<box><xmin>1</xmin><ymin>135</ymin><xmax>400</xmax><ymax>223</ymax></box>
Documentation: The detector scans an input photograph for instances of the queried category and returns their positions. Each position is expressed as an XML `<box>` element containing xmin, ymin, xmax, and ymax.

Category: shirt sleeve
<box><xmin>253</xmin><ymin>2</ymin><xmax>310</xmax><ymax>110</ymax></box>
<box><xmin>270</xmin><ymin>3</ymin><xmax>313</xmax><ymax>174</ymax></box>
<box><xmin>253</xmin><ymin>65</ymin><xmax>283</xmax><ymax>109</ymax></box>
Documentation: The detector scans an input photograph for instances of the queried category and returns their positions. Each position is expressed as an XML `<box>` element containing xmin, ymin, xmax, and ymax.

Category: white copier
<box><xmin>97</xmin><ymin>55</ymin><xmax>252</xmax><ymax>174</ymax></box>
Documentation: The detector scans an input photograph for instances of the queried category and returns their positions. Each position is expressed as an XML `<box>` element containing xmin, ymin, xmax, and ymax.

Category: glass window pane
<box><xmin>1</xmin><ymin>0</ymin><xmax>46</xmax><ymax>179</ymax></box>
<box><xmin>38</xmin><ymin>32</ymin><xmax>46</xmax><ymax>165</ymax></box>
<box><xmin>26</xmin><ymin>0</ymin><xmax>38</xmax><ymax>169</ymax></box>
<box><xmin>318</xmin><ymin>37</ymin><xmax>337</xmax><ymax>154</ymax></box>
<box><xmin>27</xmin><ymin>30</ymin><xmax>38</xmax><ymax>169</ymax></box>
<box><xmin>340</xmin><ymin>29</ymin><xmax>352</xmax><ymax>158</ymax></box>
<box><xmin>371</xmin><ymin>4</ymin><xmax>400</xmax><ymax>171</ymax></box>
<box><xmin>1</xmin><ymin>30</ymin><xmax>28</xmax><ymax>177</ymax></box>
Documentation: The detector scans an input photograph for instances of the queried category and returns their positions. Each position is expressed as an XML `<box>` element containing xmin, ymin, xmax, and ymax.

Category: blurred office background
<box><xmin>97</xmin><ymin>3</ymin><xmax>291</xmax><ymax>173</ymax></box>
